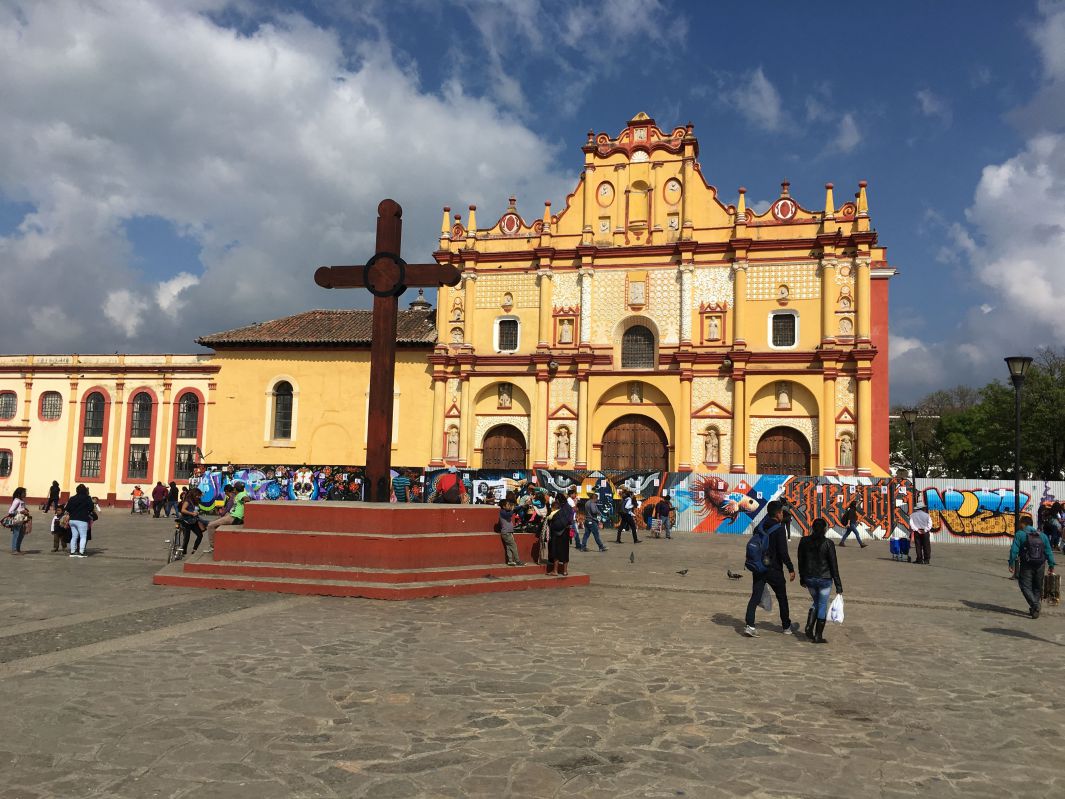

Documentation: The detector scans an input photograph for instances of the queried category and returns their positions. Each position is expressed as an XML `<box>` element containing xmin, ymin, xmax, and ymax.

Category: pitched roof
<box><xmin>197</xmin><ymin>309</ymin><xmax>438</xmax><ymax>348</ymax></box>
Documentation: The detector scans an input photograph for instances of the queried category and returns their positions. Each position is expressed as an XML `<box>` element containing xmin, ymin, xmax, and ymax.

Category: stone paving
<box><xmin>1</xmin><ymin>508</ymin><xmax>1063</xmax><ymax>798</ymax></box>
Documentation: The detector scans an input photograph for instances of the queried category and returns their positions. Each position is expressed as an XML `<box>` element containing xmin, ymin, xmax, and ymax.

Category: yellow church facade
<box><xmin>426</xmin><ymin>113</ymin><xmax>894</xmax><ymax>476</ymax></box>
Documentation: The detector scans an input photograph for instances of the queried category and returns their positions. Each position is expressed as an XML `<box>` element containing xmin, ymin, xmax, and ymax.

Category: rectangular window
<box><xmin>130</xmin><ymin>405</ymin><xmax>152</xmax><ymax>438</ymax></box>
<box><xmin>174</xmin><ymin>445</ymin><xmax>197</xmax><ymax>479</ymax></box>
<box><xmin>0</xmin><ymin>392</ymin><xmax>16</xmax><ymax>420</ymax></box>
<box><xmin>771</xmin><ymin>313</ymin><xmax>796</xmax><ymax>347</ymax></box>
<box><xmin>128</xmin><ymin>444</ymin><xmax>149</xmax><ymax>479</ymax></box>
<box><xmin>84</xmin><ymin>403</ymin><xmax>104</xmax><ymax>437</ymax></box>
<box><xmin>498</xmin><ymin>319</ymin><xmax>519</xmax><ymax>352</ymax></box>
<box><xmin>273</xmin><ymin>394</ymin><xmax>293</xmax><ymax>439</ymax></box>
<box><xmin>80</xmin><ymin>443</ymin><xmax>102</xmax><ymax>478</ymax></box>
<box><xmin>0</xmin><ymin>450</ymin><xmax>11</xmax><ymax>478</ymax></box>
<box><xmin>41</xmin><ymin>392</ymin><xmax>63</xmax><ymax>420</ymax></box>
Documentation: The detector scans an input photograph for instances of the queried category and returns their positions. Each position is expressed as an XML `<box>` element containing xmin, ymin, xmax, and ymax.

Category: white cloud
<box><xmin>831</xmin><ymin>113</ymin><xmax>861</xmax><ymax>154</ymax></box>
<box><xmin>889</xmin><ymin>335</ymin><xmax>925</xmax><ymax>360</ymax></box>
<box><xmin>0</xmin><ymin>0</ymin><xmax>573</xmax><ymax>352</ymax></box>
<box><xmin>729</xmin><ymin>67</ymin><xmax>785</xmax><ymax>132</ymax></box>
<box><xmin>916</xmin><ymin>89</ymin><xmax>952</xmax><ymax>126</ymax></box>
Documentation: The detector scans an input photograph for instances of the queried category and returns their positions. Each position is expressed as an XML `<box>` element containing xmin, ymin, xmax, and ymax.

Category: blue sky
<box><xmin>1</xmin><ymin>0</ymin><xmax>1063</xmax><ymax>404</ymax></box>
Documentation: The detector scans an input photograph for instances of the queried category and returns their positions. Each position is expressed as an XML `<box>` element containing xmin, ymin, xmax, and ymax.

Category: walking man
<box><xmin>1009</xmin><ymin>513</ymin><xmax>1056</xmax><ymax>619</ymax></box>
<box><xmin>615</xmin><ymin>489</ymin><xmax>640</xmax><ymax>544</ymax></box>
<box><xmin>580</xmin><ymin>492</ymin><xmax>607</xmax><ymax>552</ymax></box>
<box><xmin>743</xmin><ymin>500</ymin><xmax>797</xmax><ymax>637</ymax></box>
<box><xmin>838</xmin><ymin>496</ymin><xmax>867</xmax><ymax>548</ymax></box>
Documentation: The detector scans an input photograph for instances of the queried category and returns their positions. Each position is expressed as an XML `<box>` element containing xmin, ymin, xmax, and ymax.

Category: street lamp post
<box><xmin>1005</xmin><ymin>356</ymin><xmax>1033</xmax><ymax>533</ymax></box>
<box><xmin>900</xmin><ymin>408</ymin><xmax>919</xmax><ymax>479</ymax></box>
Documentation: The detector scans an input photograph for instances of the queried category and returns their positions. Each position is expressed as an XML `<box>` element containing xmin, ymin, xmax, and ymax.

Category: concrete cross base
<box><xmin>152</xmin><ymin>501</ymin><xmax>589</xmax><ymax>599</ymax></box>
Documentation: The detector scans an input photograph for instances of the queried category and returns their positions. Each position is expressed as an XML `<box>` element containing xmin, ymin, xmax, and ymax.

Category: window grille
<box><xmin>0</xmin><ymin>392</ymin><xmax>16</xmax><ymax>420</ymax></box>
<box><xmin>273</xmin><ymin>382</ymin><xmax>293</xmax><ymax>439</ymax></box>
<box><xmin>128</xmin><ymin>444</ymin><xmax>149</xmax><ymax>479</ymax></box>
<box><xmin>176</xmin><ymin>393</ymin><xmax>199</xmax><ymax>438</ymax></box>
<box><xmin>80</xmin><ymin>443</ymin><xmax>102</xmax><ymax>478</ymax></box>
<box><xmin>130</xmin><ymin>393</ymin><xmax>153</xmax><ymax>438</ymax></box>
<box><xmin>771</xmin><ymin>314</ymin><xmax>796</xmax><ymax>347</ymax></box>
<box><xmin>83</xmin><ymin>393</ymin><xmax>105</xmax><ymax>437</ymax></box>
<box><xmin>0</xmin><ymin>450</ymin><xmax>11</xmax><ymax>477</ymax></box>
<box><xmin>621</xmin><ymin>325</ymin><xmax>655</xmax><ymax>369</ymax></box>
<box><xmin>41</xmin><ymin>391</ymin><xmax>63</xmax><ymax>420</ymax></box>
<box><xmin>498</xmin><ymin>319</ymin><xmax>519</xmax><ymax>352</ymax></box>
<box><xmin>174</xmin><ymin>445</ymin><xmax>197</xmax><ymax>479</ymax></box>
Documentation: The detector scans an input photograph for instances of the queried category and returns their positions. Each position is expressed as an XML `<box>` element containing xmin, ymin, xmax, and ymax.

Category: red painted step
<box><xmin>153</xmin><ymin>569</ymin><xmax>589</xmax><ymax>600</ymax></box>
<box><xmin>183</xmin><ymin>560</ymin><xmax>547</xmax><ymax>583</ymax></box>
<box><xmin>242</xmin><ymin>501</ymin><xmax>499</xmax><ymax>534</ymax></box>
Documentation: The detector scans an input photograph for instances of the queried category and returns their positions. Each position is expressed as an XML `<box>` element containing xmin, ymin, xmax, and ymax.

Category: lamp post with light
<box><xmin>900</xmin><ymin>408</ymin><xmax>919</xmax><ymax>479</ymax></box>
<box><xmin>1005</xmin><ymin>356</ymin><xmax>1033</xmax><ymax>533</ymax></box>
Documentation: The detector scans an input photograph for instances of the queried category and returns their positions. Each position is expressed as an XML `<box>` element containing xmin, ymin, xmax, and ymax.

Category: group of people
<box><xmin>167</xmin><ymin>482</ymin><xmax>249</xmax><ymax>558</ymax></box>
<box><xmin>130</xmin><ymin>481</ymin><xmax>181</xmax><ymax>517</ymax></box>
<box><xmin>6</xmin><ymin>484</ymin><xmax>99</xmax><ymax>557</ymax></box>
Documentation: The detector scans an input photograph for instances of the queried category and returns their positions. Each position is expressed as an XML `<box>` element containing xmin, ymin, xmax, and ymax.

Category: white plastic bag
<box><xmin>759</xmin><ymin>585</ymin><xmax>773</xmax><ymax>612</ymax></box>
<box><xmin>829</xmin><ymin>593</ymin><xmax>845</xmax><ymax>624</ymax></box>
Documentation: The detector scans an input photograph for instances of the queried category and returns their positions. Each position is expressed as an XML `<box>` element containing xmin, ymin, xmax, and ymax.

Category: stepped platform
<box><xmin>153</xmin><ymin>501</ymin><xmax>589</xmax><ymax>599</ymax></box>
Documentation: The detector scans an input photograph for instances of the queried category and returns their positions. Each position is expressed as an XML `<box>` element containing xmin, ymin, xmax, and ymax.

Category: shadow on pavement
<box><xmin>960</xmin><ymin>600</ymin><xmax>1029</xmax><ymax>617</ymax></box>
<box><xmin>982</xmin><ymin>627</ymin><xmax>1064</xmax><ymax>647</ymax></box>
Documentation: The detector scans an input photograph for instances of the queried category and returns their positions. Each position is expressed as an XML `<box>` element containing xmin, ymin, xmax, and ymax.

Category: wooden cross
<box><xmin>315</xmin><ymin>199</ymin><xmax>461</xmax><ymax>502</ymax></box>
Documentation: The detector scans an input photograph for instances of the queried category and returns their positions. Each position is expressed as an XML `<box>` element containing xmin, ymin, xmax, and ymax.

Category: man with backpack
<box><xmin>743</xmin><ymin>500</ymin><xmax>797</xmax><ymax>637</ymax></box>
<box><xmin>1008</xmin><ymin>513</ymin><xmax>1056</xmax><ymax>619</ymax></box>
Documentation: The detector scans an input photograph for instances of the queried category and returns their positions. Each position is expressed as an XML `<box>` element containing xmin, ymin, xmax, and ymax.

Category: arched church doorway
<box><xmin>756</xmin><ymin>427</ymin><xmax>811</xmax><ymax>475</ymax></box>
<box><xmin>481</xmin><ymin>425</ymin><xmax>527</xmax><ymax>470</ymax></box>
<box><xmin>601</xmin><ymin>414</ymin><xmax>669</xmax><ymax>472</ymax></box>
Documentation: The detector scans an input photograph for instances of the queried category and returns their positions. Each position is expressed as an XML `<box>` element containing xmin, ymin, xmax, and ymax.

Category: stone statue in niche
<box><xmin>628</xmin><ymin>280</ymin><xmax>646</xmax><ymax>306</ymax></box>
<box><xmin>497</xmin><ymin>383</ymin><xmax>512</xmax><ymax>409</ymax></box>
<box><xmin>629</xmin><ymin>382</ymin><xmax>642</xmax><ymax>403</ymax></box>
<box><xmin>839</xmin><ymin>296</ymin><xmax>852</xmax><ymax>310</ymax></box>
<box><xmin>704</xmin><ymin>428</ymin><xmax>720</xmax><ymax>463</ymax></box>
<box><xmin>446</xmin><ymin>427</ymin><xmax>459</xmax><ymax>459</ymax></box>
<box><xmin>839</xmin><ymin>435</ymin><xmax>854</xmax><ymax>468</ymax></box>
<box><xmin>451</xmin><ymin>295</ymin><xmax>464</xmax><ymax>322</ymax></box>
<box><xmin>776</xmin><ymin>381</ymin><xmax>791</xmax><ymax>410</ymax></box>
<box><xmin>707</xmin><ymin>316</ymin><xmax>720</xmax><ymax>340</ymax></box>
<box><xmin>502</xmin><ymin>292</ymin><xmax>513</xmax><ymax>309</ymax></box>
<box><xmin>558</xmin><ymin>318</ymin><xmax>574</xmax><ymax>344</ymax></box>
<box><xmin>599</xmin><ymin>218</ymin><xmax>610</xmax><ymax>233</ymax></box>
<box><xmin>556</xmin><ymin>426</ymin><xmax>571</xmax><ymax>461</ymax></box>
<box><xmin>450</xmin><ymin>327</ymin><xmax>463</xmax><ymax>344</ymax></box>
<box><xmin>839</xmin><ymin>317</ymin><xmax>853</xmax><ymax>336</ymax></box>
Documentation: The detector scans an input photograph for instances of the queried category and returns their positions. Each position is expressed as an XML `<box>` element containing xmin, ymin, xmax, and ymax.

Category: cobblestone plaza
<box><xmin>1</xmin><ymin>511</ymin><xmax>1062</xmax><ymax>798</ymax></box>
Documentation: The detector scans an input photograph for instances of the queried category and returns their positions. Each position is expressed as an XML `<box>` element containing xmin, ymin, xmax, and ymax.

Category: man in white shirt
<box><xmin>909</xmin><ymin>504</ymin><xmax>933</xmax><ymax>565</ymax></box>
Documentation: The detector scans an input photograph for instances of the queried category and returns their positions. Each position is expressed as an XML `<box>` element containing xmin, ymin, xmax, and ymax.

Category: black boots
<box><xmin>804</xmin><ymin>609</ymin><xmax>816</xmax><ymax>639</ymax></box>
<box><xmin>812</xmin><ymin>619</ymin><xmax>828</xmax><ymax>644</ymax></box>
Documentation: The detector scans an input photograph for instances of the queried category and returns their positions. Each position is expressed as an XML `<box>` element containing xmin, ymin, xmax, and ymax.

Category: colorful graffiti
<box><xmin>188</xmin><ymin>466</ymin><xmax>1052</xmax><ymax>545</ymax></box>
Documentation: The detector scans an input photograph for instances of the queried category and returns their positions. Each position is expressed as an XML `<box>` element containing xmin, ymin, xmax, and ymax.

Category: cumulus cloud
<box><xmin>916</xmin><ymin>89</ymin><xmax>952</xmax><ymax>126</ymax></box>
<box><xmin>729</xmin><ymin>67</ymin><xmax>785</xmax><ymax>132</ymax></box>
<box><xmin>0</xmin><ymin>0</ymin><xmax>573</xmax><ymax>352</ymax></box>
<box><xmin>831</xmin><ymin>113</ymin><xmax>861</xmax><ymax>154</ymax></box>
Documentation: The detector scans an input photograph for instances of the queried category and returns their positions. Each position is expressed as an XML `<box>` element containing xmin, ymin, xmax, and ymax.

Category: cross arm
<box><xmin>314</xmin><ymin>263</ymin><xmax>462</xmax><ymax>290</ymax></box>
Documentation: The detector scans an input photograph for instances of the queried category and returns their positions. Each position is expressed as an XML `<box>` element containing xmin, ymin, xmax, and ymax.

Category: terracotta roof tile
<box><xmin>197</xmin><ymin>308</ymin><xmax>438</xmax><ymax>348</ymax></box>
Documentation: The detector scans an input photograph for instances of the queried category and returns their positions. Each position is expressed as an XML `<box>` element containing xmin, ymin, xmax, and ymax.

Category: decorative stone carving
<box><xmin>776</xmin><ymin>381</ymin><xmax>792</xmax><ymax>411</ymax></box>
<box><xmin>839</xmin><ymin>434</ymin><xmax>854</xmax><ymax>468</ymax></box>
<box><xmin>558</xmin><ymin>317</ymin><xmax>574</xmax><ymax>344</ymax></box>
<box><xmin>446</xmin><ymin>426</ymin><xmax>459</xmax><ymax>459</ymax></box>
<box><xmin>555</xmin><ymin>426</ymin><xmax>571</xmax><ymax>461</ymax></box>
<box><xmin>449</xmin><ymin>327</ymin><xmax>463</xmax><ymax>344</ymax></box>
<box><xmin>497</xmin><ymin>383</ymin><xmax>512</xmax><ymax>409</ymax></box>
<box><xmin>704</xmin><ymin>427</ymin><xmax>720</xmax><ymax>464</ymax></box>
<box><xmin>629</xmin><ymin>382</ymin><xmax>643</xmax><ymax>403</ymax></box>
<box><xmin>450</xmin><ymin>295</ymin><xmax>464</xmax><ymax>322</ymax></box>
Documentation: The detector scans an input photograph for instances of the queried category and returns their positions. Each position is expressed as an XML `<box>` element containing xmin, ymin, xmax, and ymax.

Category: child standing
<box><xmin>51</xmin><ymin>505</ymin><xmax>69</xmax><ymax>552</ymax></box>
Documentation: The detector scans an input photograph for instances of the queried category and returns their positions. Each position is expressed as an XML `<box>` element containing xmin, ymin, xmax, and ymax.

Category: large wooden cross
<box><xmin>315</xmin><ymin>199</ymin><xmax>461</xmax><ymax>502</ymax></box>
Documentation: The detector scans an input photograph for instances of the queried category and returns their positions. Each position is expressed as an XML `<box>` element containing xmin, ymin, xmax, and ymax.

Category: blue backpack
<box><xmin>745</xmin><ymin>521</ymin><xmax>779</xmax><ymax>574</ymax></box>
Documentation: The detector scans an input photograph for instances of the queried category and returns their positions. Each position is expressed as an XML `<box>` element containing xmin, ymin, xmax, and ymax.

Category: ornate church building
<box><xmin>429</xmin><ymin>113</ymin><xmax>892</xmax><ymax>476</ymax></box>
<box><xmin>0</xmin><ymin>113</ymin><xmax>894</xmax><ymax>503</ymax></box>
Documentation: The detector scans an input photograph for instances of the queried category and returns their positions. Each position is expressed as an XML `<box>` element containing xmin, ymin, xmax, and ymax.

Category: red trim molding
<box><xmin>76</xmin><ymin>386</ymin><xmax>111</xmax><ymax>484</ymax></box>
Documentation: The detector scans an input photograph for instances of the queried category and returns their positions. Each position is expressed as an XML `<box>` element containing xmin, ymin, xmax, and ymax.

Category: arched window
<box><xmin>83</xmin><ymin>392</ymin><xmax>105</xmax><ymax>436</ymax></box>
<box><xmin>273</xmin><ymin>381</ymin><xmax>293</xmax><ymax>439</ymax></box>
<box><xmin>40</xmin><ymin>391</ymin><xmax>63</xmax><ymax>420</ymax></box>
<box><xmin>621</xmin><ymin>325</ymin><xmax>655</xmax><ymax>369</ymax></box>
<box><xmin>0</xmin><ymin>391</ymin><xmax>16</xmax><ymax>420</ymax></box>
<box><xmin>176</xmin><ymin>392</ymin><xmax>199</xmax><ymax>438</ymax></box>
<box><xmin>130</xmin><ymin>392</ymin><xmax>153</xmax><ymax>438</ymax></box>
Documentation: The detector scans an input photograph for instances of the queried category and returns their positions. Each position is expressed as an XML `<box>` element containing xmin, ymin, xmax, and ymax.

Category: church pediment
<box><xmin>835</xmin><ymin>407</ymin><xmax>856</xmax><ymax>424</ymax></box>
<box><xmin>693</xmin><ymin>400</ymin><xmax>732</xmax><ymax>419</ymax></box>
<box><xmin>548</xmin><ymin>403</ymin><xmax>578</xmax><ymax>420</ymax></box>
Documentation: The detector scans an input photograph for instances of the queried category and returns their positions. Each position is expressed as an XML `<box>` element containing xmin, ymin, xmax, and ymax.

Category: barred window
<box><xmin>174</xmin><ymin>444</ymin><xmax>197</xmax><ymax>479</ymax></box>
<box><xmin>0</xmin><ymin>450</ymin><xmax>11</xmax><ymax>478</ymax></box>
<box><xmin>771</xmin><ymin>313</ymin><xmax>797</xmax><ymax>348</ymax></box>
<box><xmin>83</xmin><ymin>392</ymin><xmax>105</xmax><ymax>437</ymax></box>
<box><xmin>130</xmin><ymin>392</ymin><xmax>153</xmax><ymax>438</ymax></box>
<box><xmin>41</xmin><ymin>391</ymin><xmax>63</xmax><ymax>420</ymax></box>
<box><xmin>497</xmin><ymin>319</ymin><xmax>519</xmax><ymax>352</ymax></box>
<box><xmin>621</xmin><ymin>325</ymin><xmax>655</xmax><ymax>369</ymax></box>
<box><xmin>128</xmin><ymin>444</ymin><xmax>149</xmax><ymax>479</ymax></box>
<box><xmin>0</xmin><ymin>392</ymin><xmax>16</xmax><ymax>420</ymax></box>
<box><xmin>80</xmin><ymin>443</ymin><xmax>102</xmax><ymax>478</ymax></box>
<box><xmin>176</xmin><ymin>393</ymin><xmax>199</xmax><ymax>438</ymax></box>
<box><xmin>273</xmin><ymin>381</ymin><xmax>293</xmax><ymax>440</ymax></box>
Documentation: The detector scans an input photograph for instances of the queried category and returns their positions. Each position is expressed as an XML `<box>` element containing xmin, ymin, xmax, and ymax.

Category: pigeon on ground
<box><xmin>676</xmin><ymin>569</ymin><xmax>689</xmax><ymax>576</ymax></box>
<box><xmin>629</xmin><ymin>551</ymin><xmax>635</xmax><ymax>564</ymax></box>
<box><xmin>727</xmin><ymin>569</ymin><xmax>743</xmax><ymax>579</ymax></box>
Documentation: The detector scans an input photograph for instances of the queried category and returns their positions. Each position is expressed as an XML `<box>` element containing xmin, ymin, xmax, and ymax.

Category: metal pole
<box><xmin>907</xmin><ymin>421</ymin><xmax>918</xmax><ymax>480</ymax></box>
<box><xmin>1014</xmin><ymin>381</ymin><xmax>1022</xmax><ymax>532</ymax></box>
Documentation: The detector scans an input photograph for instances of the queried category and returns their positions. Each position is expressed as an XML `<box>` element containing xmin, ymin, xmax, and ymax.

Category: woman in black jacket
<box><xmin>797</xmin><ymin>518</ymin><xmax>843</xmax><ymax>644</ymax></box>
<box><xmin>545</xmin><ymin>492</ymin><xmax>574</xmax><ymax>577</ymax></box>
<box><xmin>65</xmin><ymin>484</ymin><xmax>96</xmax><ymax>558</ymax></box>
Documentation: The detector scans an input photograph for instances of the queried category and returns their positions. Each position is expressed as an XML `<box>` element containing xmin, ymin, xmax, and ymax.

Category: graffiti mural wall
<box><xmin>189</xmin><ymin>465</ymin><xmax>1055</xmax><ymax>545</ymax></box>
